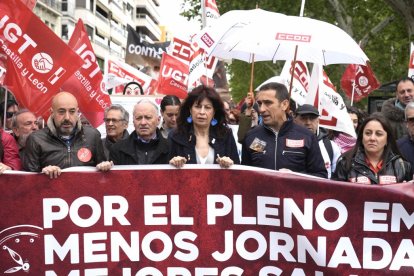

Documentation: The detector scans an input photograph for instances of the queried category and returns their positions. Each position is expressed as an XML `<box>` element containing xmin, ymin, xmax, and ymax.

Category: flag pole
<box><xmin>249</xmin><ymin>54</ymin><xmax>255</xmax><ymax>93</ymax></box>
<box><xmin>350</xmin><ymin>80</ymin><xmax>355</xmax><ymax>106</ymax></box>
<box><xmin>3</xmin><ymin>88</ymin><xmax>8</xmax><ymax>130</ymax></box>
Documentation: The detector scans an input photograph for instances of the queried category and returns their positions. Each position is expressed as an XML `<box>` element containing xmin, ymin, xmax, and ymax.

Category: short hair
<box><xmin>104</xmin><ymin>104</ymin><xmax>129</xmax><ymax>123</ymax></box>
<box><xmin>160</xmin><ymin>95</ymin><xmax>181</xmax><ymax>112</ymax></box>
<box><xmin>405</xmin><ymin>101</ymin><xmax>414</xmax><ymax>120</ymax></box>
<box><xmin>258</xmin><ymin>82</ymin><xmax>289</xmax><ymax>102</ymax></box>
<box><xmin>11</xmin><ymin>109</ymin><xmax>34</xmax><ymax>128</ymax></box>
<box><xmin>133</xmin><ymin>99</ymin><xmax>159</xmax><ymax>115</ymax></box>
<box><xmin>396</xmin><ymin>77</ymin><xmax>414</xmax><ymax>90</ymax></box>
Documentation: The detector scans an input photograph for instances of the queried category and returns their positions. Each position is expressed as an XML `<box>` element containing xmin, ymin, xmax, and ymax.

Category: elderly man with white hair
<box><xmin>109</xmin><ymin>99</ymin><xmax>169</xmax><ymax>165</ymax></box>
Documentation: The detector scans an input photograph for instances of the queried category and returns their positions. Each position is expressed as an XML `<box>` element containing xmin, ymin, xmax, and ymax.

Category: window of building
<box><xmin>62</xmin><ymin>0</ymin><xmax>68</xmax><ymax>11</ymax></box>
<box><xmin>76</xmin><ymin>0</ymin><xmax>86</xmax><ymax>8</ymax></box>
<box><xmin>61</xmin><ymin>24</ymin><xmax>68</xmax><ymax>39</ymax></box>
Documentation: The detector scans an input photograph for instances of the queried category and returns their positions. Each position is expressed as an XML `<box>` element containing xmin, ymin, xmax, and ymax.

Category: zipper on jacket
<box><xmin>274</xmin><ymin>132</ymin><xmax>278</xmax><ymax>171</ymax></box>
<box><xmin>282</xmin><ymin>150</ymin><xmax>305</xmax><ymax>155</ymax></box>
<box><xmin>67</xmin><ymin>145</ymin><xmax>71</xmax><ymax>167</ymax></box>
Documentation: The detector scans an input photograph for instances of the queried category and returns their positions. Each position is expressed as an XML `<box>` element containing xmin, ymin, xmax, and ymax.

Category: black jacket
<box><xmin>381</xmin><ymin>98</ymin><xmax>407</xmax><ymax>139</ymax></box>
<box><xmin>241</xmin><ymin>118</ymin><xmax>327</xmax><ymax>178</ymax></box>
<box><xmin>102</xmin><ymin>130</ymin><xmax>129</xmax><ymax>159</ymax></box>
<box><xmin>109</xmin><ymin>129</ymin><xmax>169</xmax><ymax>165</ymax></box>
<box><xmin>397</xmin><ymin>135</ymin><xmax>414</xmax><ymax>169</ymax></box>
<box><xmin>332</xmin><ymin>149</ymin><xmax>412</xmax><ymax>184</ymax></box>
<box><xmin>24</xmin><ymin>118</ymin><xmax>106</xmax><ymax>172</ymax></box>
<box><xmin>169</xmin><ymin>127</ymin><xmax>240</xmax><ymax>164</ymax></box>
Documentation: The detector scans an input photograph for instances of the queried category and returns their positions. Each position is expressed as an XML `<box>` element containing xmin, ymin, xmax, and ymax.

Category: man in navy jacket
<box><xmin>241</xmin><ymin>82</ymin><xmax>327</xmax><ymax>178</ymax></box>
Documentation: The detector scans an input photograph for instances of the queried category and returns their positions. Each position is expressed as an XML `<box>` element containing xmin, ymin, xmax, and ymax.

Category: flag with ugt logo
<box><xmin>157</xmin><ymin>52</ymin><xmax>189</xmax><ymax>99</ymax></box>
<box><xmin>60</xmin><ymin>19</ymin><xmax>111</xmax><ymax>128</ymax></box>
<box><xmin>0</xmin><ymin>0</ymin><xmax>83</xmax><ymax>117</ymax></box>
<box><xmin>340</xmin><ymin>63</ymin><xmax>380</xmax><ymax>103</ymax></box>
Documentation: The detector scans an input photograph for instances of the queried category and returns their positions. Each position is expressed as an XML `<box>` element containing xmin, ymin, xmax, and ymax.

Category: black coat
<box><xmin>397</xmin><ymin>135</ymin><xmax>414</xmax><ymax>169</ymax></box>
<box><xmin>332</xmin><ymin>149</ymin><xmax>412</xmax><ymax>184</ymax></box>
<box><xmin>169</xmin><ymin>127</ymin><xmax>240</xmax><ymax>164</ymax></box>
<box><xmin>109</xmin><ymin>129</ymin><xmax>169</xmax><ymax>165</ymax></box>
<box><xmin>241</xmin><ymin>118</ymin><xmax>327</xmax><ymax>178</ymax></box>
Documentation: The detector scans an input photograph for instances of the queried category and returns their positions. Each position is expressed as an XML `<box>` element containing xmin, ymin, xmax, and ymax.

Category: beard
<box><xmin>57</xmin><ymin>119</ymin><xmax>75</xmax><ymax>136</ymax></box>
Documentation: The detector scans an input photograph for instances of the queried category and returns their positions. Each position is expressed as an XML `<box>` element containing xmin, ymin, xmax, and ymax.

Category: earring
<box><xmin>187</xmin><ymin>115</ymin><xmax>193</xmax><ymax>123</ymax></box>
<box><xmin>211</xmin><ymin>118</ymin><xmax>218</xmax><ymax>126</ymax></box>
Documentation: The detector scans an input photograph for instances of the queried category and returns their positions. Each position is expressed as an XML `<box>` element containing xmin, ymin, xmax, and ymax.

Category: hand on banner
<box><xmin>42</xmin><ymin>165</ymin><xmax>62</xmax><ymax>179</ymax></box>
<box><xmin>278</xmin><ymin>168</ymin><xmax>293</xmax><ymax>173</ymax></box>
<box><xmin>169</xmin><ymin>156</ymin><xmax>188</xmax><ymax>168</ymax></box>
<box><xmin>216</xmin><ymin>154</ymin><xmax>234</xmax><ymax>169</ymax></box>
<box><xmin>96</xmin><ymin>161</ymin><xmax>114</xmax><ymax>172</ymax></box>
<box><xmin>0</xmin><ymin>163</ymin><xmax>11</xmax><ymax>174</ymax></box>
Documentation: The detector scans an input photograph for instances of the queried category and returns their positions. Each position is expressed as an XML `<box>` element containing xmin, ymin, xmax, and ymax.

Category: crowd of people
<box><xmin>0</xmin><ymin>77</ymin><xmax>413</xmax><ymax>184</ymax></box>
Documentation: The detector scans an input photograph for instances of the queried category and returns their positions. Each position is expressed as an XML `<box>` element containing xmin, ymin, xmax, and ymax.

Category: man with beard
<box><xmin>24</xmin><ymin>92</ymin><xmax>112</xmax><ymax>178</ymax></box>
<box><xmin>11</xmin><ymin>109</ymin><xmax>39</xmax><ymax>161</ymax></box>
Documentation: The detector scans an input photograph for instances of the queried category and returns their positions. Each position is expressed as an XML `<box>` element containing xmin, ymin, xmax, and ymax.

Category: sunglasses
<box><xmin>5</xmin><ymin>112</ymin><xmax>15</xmax><ymax>119</ymax></box>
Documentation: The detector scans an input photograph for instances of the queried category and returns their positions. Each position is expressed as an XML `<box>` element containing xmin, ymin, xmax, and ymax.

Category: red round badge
<box><xmin>77</xmin><ymin>148</ymin><xmax>92</xmax><ymax>162</ymax></box>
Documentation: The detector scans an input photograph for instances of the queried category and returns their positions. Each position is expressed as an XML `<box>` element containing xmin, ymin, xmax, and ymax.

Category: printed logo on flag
<box><xmin>201</xmin><ymin>33</ymin><xmax>215</xmax><ymax>47</ymax></box>
<box><xmin>32</xmin><ymin>52</ymin><xmax>54</xmax><ymax>73</ymax></box>
<box><xmin>276</xmin><ymin>33</ymin><xmax>311</xmax><ymax>43</ymax></box>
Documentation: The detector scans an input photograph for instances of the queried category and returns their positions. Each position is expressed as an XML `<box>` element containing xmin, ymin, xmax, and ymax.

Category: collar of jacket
<box><xmin>262</xmin><ymin>115</ymin><xmax>293</xmax><ymax>136</ymax></box>
<box><xmin>353</xmin><ymin>148</ymin><xmax>399</xmax><ymax>168</ymax></box>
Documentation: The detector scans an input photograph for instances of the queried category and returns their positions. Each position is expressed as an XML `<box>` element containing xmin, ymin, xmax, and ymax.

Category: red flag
<box><xmin>60</xmin><ymin>19</ymin><xmax>111</xmax><ymax>128</ymax></box>
<box><xmin>1</xmin><ymin>0</ymin><xmax>83</xmax><ymax>116</ymax></box>
<box><xmin>157</xmin><ymin>52</ymin><xmax>189</xmax><ymax>99</ymax></box>
<box><xmin>21</xmin><ymin>0</ymin><xmax>37</xmax><ymax>9</ymax></box>
<box><xmin>340</xmin><ymin>63</ymin><xmax>380</xmax><ymax>102</ymax></box>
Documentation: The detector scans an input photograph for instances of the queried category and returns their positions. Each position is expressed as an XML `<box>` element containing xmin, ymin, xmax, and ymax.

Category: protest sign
<box><xmin>0</xmin><ymin>166</ymin><xmax>413</xmax><ymax>275</ymax></box>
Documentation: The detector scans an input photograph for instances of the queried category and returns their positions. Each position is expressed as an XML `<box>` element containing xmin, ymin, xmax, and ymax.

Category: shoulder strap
<box><xmin>323</xmin><ymin>137</ymin><xmax>334</xmax><ymax>162</ymax></box>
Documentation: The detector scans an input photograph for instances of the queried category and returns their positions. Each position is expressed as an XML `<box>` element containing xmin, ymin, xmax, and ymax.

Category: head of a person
<box><xmin>0</xmin><ymin>99</ymin><xmax>19</xmax><ymax>129</ymax></box>
<box><xmin>241</xmin><ymin>102</ymin><xmax>260</xmax><ymax>127</ymax></box>
<box><xmin>228</xmin><ymin>108</ymin><xmax>240</xmax><ymax>125</ymax></box>
<box><xmin>294</xmin><ymin>104</ymin><xmax>320</xmax><ymax>134</ymax></box>
<box><xmin>50</xmin><ymin>92</ymin><xmax>79</xmax><ymax>136</ymax></box>
<box><xmin>133</xmin><ymin>100</ymin><xmax>160</xmax><ymax>140</ymax></box>
<box><xmin>11</xmin><ymin>109</ymin><xmax>39</xmax><ymax>147</ymax></box>
<box><xmin>223</xmin><ymin>100</ymin><xmax>231</xmax><ymax>121</ymax></box>
<box><xmin>396</xmin><ymin>77</ymin><xmax>414</xmax><ymax>107</ymax></box>
<box><xmin>404</xmin><ymin>101</ymin><xmax>414</xmax><ymax>140</ymax></box>
<box><xmin>160</xmin><ymin>95</ymin><xmax>180</xmax><ymax>130</ymax></box>
<box><xmin>123</xmin><ymin>81</ymin><xmax>144</xmax><ymax>95</ymax></box>
<box><xmin>347</xmin><ymin>105</ymin><xmax>361</xmax><ymax>131</ymax></box>
<box><xmin>104</xmin><ymin>104</ymin><xmax>129</xmax><ymax>142</ymax></box>
<box><xmin>256</xmin><ymin>82</ymin><xmax>289</xmax><ymax>131</ymax></box>
<box><xmin>355</xmin><ymin>113</ymin><xmax>399</xmax><ymax>160</ymax></box>
<box><xmin>177</xmin><ymin>85</ymin><xmax>226</xmax><ymax>134</ymax></box>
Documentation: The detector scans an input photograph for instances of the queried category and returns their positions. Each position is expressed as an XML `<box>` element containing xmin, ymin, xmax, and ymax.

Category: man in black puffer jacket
<box><xmin>241</xmin><ymin>82</ymin><xmax>327</xmax><ymax>178</ymax></box>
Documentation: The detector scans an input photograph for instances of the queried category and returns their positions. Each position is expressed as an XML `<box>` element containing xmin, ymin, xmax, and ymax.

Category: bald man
<box><xmin>109</xmin><ymin>99</ymin><xmax>169</xmax><ymax>165</ymax></box>
<box><xmin>24</xmin><ymin>92</ymin><xmax>112</xmax><ymax>178</ymax></box>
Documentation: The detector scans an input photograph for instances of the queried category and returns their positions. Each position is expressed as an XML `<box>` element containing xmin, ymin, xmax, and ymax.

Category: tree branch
<box><xmin>327</xmin><ymin>0</ymin><xmax>353</xmax><ymax>36</ymax></box>
<box><xmin>359</xmin><ymin>15</ymin><xmax>395</xmax><ymax>48</ymax></box>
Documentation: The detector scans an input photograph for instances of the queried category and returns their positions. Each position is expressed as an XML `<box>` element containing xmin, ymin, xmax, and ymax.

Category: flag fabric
<box><xmin>280</xmin><ymin>60</ymin><xmax>310</xmax><ymax>105</ymax></box>
<box><xmin>201</xmin><ymin>0</ymin><xmax>220</xmax><ymax>27</ymax></box>
<box><xmin>409</xmin><ymin>42</ymin><xmax>414</xmax><ymax>80</ymax></box>
<box><xmin>168</xmin><ymin>36</ymin><xmax>217</xmax><ymax>90</ymax></box>
<box><xmin>306</xmin><ymin>63</ymin><xmax>356</xmax><ymax>138</ymax></box>
<box><xmin>1</xmin><ymin>0</ymin><xmax>83</xmax><ymax>117</ymax></box>
<box><xmin>341</xmin><ymin>63</ymin><xmax>380</xmax><ymax>103</ymax></box>
<box><xmin>103</xmin><ymin>56</ymin><xmax>157</xmax><ymax>95</ymax></box>
<box><xmin>60</xmin><ymin>19</ymin><xmax>111</xmax><ymax>128</ymax></box>
<box><xmin>22</xmin><ymin>0</ymin><xmax>37</xmax><ymax>9</ymax></box>
<box><xmin>157</xmin><ymin>52</ymin><xmax>189</xmax><ymax>99</ymax></box>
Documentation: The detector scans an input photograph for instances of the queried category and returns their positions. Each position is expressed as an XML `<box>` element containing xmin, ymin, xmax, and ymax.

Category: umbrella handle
<box><xmin>287</xmin><ymin>45</ymin><xmax>299</xmax><ymax>113</ymax></box>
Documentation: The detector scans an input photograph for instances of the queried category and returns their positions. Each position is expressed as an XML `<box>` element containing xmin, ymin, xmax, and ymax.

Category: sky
<box><xmin>158</xmin><ymin>0</ymin><xmax>201</xmax><ymax>39</ymax></box>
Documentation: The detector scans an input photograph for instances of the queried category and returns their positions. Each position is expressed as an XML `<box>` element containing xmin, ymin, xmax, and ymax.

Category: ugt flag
<box><xmin>0</xmin><ymin>0</ymin><xmax>83</xmax><ymax>116</ymax></box>
<box><xmin>60</xmin><ymin>19</ymin><xmax>111</xmax><ymax>128</ymax></box>
<box><xmin>341</xmin><ymin>63</ymin><xmax>380</xmax><ymax>103</ymax></box>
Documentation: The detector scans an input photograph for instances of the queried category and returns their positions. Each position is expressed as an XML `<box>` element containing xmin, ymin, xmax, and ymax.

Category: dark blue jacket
<box><xmin>169</xmin><ymin>127</ymin><xmax>240</xmax><ymax>164</ymax></box>
<box><xmin>241</xmin><ymin>118</ymin><xmax>327</xmax><ymax>178</ymax></box>
<box><xmin>397</xmin><ymin>135</ymin><xmax>414</xmax><ymax>169</ymax></box>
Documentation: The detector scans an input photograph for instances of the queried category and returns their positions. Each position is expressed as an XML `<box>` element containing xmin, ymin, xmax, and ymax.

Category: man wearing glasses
<box><xmin>397</xmin><ymin>101</ymin><xmax>414</xmax><ymax>168</ymax></box>
<box><xmin>102</xmin><ymin>104</ymin><xmax>129</xmax><ymax>159</ymax></box>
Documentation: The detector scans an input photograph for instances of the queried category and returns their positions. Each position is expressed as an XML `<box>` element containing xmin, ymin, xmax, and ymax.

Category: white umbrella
<box><xmin>198</xmin><ymin>9</ymin><xmax>368</xmax><ymax>66</ymax></box>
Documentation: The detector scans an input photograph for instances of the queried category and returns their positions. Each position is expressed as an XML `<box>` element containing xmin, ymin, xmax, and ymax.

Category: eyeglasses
<box><xmin>406</xmin><ymin>117</ymin><xmax>414</xmax><ymax>124</ymax></box>
<box><xmin>104</xmin><ymin>118</ymin><xmax>125</xmax><ymax>124</ymax></box>
<box><xmin>6</xmin><ymin>112</ymin><xmax>15</xmax><ymax>119</ymax></box>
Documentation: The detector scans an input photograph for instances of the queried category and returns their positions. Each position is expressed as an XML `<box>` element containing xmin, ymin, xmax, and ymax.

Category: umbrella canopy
<box><xmin>197</xmin><ymin>9</ymin><xmax>369</xmax><ymax>66</ymax></box>
<box><xmin>195</xmin><ymin>9</ymin><xmax>286</xmax><ymax>63</ymax></box>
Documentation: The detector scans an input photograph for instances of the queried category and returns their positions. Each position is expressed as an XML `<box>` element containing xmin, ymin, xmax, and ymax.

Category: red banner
<box><xmin>158</xmin><ymin>52</ymin><xmax>189</xmax><ymax>99</ymax></box>
<box><xmin>0</xmin><ymin>0</ymin><xmax>83</xmax><ymax>116</ymax></box>
<box><xmin>341</xmin><ymin>63</ymin><xmax>380</xmax><ymax>102</ymax></box>
<box><xmin>0</xmin><ymin>166</ymin><xmax>413</xmax><ymax>275</ymax></box>
<box><xmin>61</xmin><ymin>20</ymin><xmax>111</xmax><ymax>128</ymax></box>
